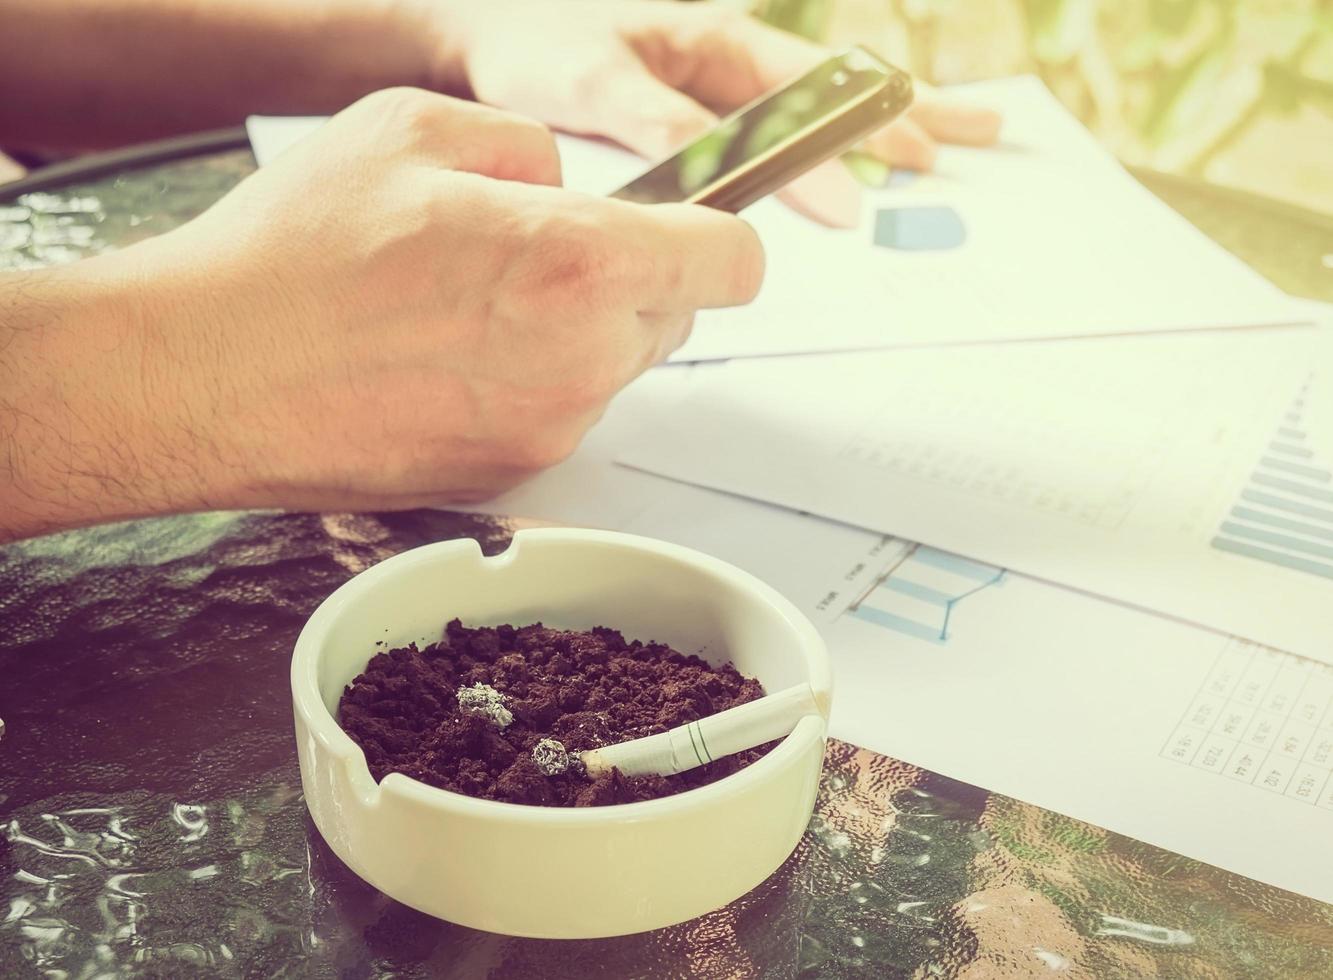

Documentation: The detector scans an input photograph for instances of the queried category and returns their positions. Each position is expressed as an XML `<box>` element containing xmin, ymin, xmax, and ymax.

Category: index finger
<box><xmin>617</xmin><ymin>200</ymin><xmax>767</xmax><ymax>312</ymax></box>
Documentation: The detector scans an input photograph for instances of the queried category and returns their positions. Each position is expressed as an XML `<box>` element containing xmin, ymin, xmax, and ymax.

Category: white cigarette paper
<box><xmin>581</xmin><ymin>684</ymin><xmax>819</xmax><ymax>777</ymax></box>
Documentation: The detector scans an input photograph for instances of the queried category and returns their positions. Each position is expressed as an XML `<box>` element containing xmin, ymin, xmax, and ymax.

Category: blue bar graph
<box><xmin>1212</xmin><ymin>377</ymin><xmax>1333</xmax><ymax>581</ymax></box>
<box><xmin>850</xmin><ymin>545</ymin><xmax>1006</xmax><ymax>644</ymax></box>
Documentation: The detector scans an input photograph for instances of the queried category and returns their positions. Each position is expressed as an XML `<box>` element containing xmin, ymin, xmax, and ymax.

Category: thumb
<box><xmin>594</xmin><ymin>57</ymin><xmax>718</xmax><ymax>160</ymax></box>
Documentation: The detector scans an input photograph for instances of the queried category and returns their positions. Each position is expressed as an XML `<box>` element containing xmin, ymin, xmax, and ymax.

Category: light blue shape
<box><xmin>1253</xmin><ymin>473</ymin><xmax>1333</xmax><ymax>503</ymax></box>
<box><xmin>1219</xmin><ymin>522</ymin><xmax>1333</xmax><ymax>560</ymax></box>
<box><xmin>1211</xmin><ymin>537</ymin><xmax>1333</xmax><ymax>580</ymax></box>
<box><xmin>874</xmin><ymin>206</ymin><xmax>966</xmax><ymax>251</ymax></box>
<box><xmin>1259</xmin><ymin>457</ymin><xmax>1331</xmax><ymax>482</ymax></box>
<box><xmin>880</xmin><ymin>577</ymin><xmax>952</xmax><ymax>606</ymax></box>
<box><xmin>1241</xmin><ymin>490</ymin><xmax>1333</xmax><ymax>524</ymax></box>
<box><xmin>1230</xmin><ymin>506</ymin><xmax>1333</xmax><ymax>542</ymax></box>
<box><xmin>853</xmin><ymin>547</ymin><xmax>1008</xmax><ymax>643</ymax></box>
<box><xmin>851</xmin><ymin>603</ymin><xmax>947</xmax><ymax>644</ymax></box>
<box><xmin>1268</xmin><ymin>442</ymin><xmax>1313</xmax><ymax>458</ymax></box>
<box><xmin>912</xmin><ymin>546</ymin><xmax>1003</xmax><ymax>583</ymax></box>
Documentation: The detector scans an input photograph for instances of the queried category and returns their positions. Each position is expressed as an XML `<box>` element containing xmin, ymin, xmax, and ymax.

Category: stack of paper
<box><xmin>617</xmin><ymin>326</ymin><xmax>1329</xmax><ymax>660</ymax></box>
<box><xmin>248</xmin><ymin>76</ymin><xmax>1330</xmax><ymax>904</ymax></box>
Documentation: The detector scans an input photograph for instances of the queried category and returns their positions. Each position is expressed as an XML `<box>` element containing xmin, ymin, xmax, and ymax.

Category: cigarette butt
<box><xmin>580</xmin><ymin>683</ymin><xmax>818</xmax><ymax>778</ymax></box>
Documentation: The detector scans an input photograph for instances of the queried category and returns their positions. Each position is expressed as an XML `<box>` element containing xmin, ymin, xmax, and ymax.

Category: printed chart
<box><xmin>847</xmin><ymin>544</ymin><xmax>1005</xmax><ymax>644</ymax></box>
<box><xmin>1162</xmin><ymin>639</ymin><xmax>1333</xmax><ymax>808</ymax></box>
<box><xmin>1212</xmin><ymin>376</ymin><xmax>1333</xmax><ymax>580</ymax></box>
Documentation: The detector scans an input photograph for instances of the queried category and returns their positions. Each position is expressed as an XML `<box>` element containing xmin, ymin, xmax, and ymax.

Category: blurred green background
<box><xmin>748</xmin><ymin>0</ymin><xmax>1333</xmax><ymax>215</ymax></box>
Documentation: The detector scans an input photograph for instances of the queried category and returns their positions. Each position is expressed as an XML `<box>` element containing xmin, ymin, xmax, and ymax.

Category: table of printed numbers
<box><xmin>1164</xmin><ymin>638</ymin><xmax>1333</xmax><ymax>808</ymax></box>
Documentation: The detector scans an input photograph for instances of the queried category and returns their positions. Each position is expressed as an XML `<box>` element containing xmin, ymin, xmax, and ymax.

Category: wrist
<box><xmin>0</xmin><ymin>248</ymin><xmax>243</xmax><ymax>541</ymax></box>
<box><xmin>413</xmin><ymin>0</ymin><xmax>519</xmax><ymax>98</ymax></box>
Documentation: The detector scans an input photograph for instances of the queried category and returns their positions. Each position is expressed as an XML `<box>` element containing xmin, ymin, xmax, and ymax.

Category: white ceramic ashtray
<box><xmin>290</xmin><ymin>528</ymin><xmax>832</xmax><ymax>939</ymax></box>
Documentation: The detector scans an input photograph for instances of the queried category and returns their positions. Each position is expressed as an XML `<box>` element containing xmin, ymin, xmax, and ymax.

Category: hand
<box><xmin>436</xmin><ymin>0</ymin><xmax>1002</xmax><ymax>225</ymax></box>
<box><xmin>0</xmin><ymin>89</ymin><xmax>762</xmax><ymax>539</ymax></box>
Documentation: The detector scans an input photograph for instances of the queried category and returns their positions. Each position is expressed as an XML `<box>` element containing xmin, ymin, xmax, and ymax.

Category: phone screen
<box><xmin>613</xmin><ymin>49</ymin><xmax>897</xmax><ymax>206</ymax></box>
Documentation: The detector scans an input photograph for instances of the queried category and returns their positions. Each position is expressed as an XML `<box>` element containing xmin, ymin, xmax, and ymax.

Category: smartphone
<box><xmin>612</xmin><ymin>46</ymin><xmax>912</xmax><ymax>213</ymax></box>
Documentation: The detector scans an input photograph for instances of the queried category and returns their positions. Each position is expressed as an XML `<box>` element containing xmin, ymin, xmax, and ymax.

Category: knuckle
<box><xmin>508</xmin><ymin>117</ymin><xmax>562</xmax><ymax>184</ymax></box>
<box><xmin>658</xmin><ymin>254</ymin><xmax>686</xmax><ymax>299</ymax></box>
<box><xmin>523</xmin><ymin>216</ymin><xmax>623</xmax><ymax>301</ymax></box>
<box><xmin>366</xmin><ymin>86</ymin><xmax>436</xmax><ymax>121</ymax></box>
<box><xmin>360</xmin><ymin>86</ymin><xmax>446</xmax><ymax>147</ymax></box>
<box><xmin>514</xmin><ymin>113</ymin><xmax>554</xmax><ymax>144</ymax></box>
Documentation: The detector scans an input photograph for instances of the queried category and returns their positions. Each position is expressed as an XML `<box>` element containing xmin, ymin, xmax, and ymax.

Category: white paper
<box><xmin>243</xmin><ymin>115</ymin><xmax>326</xmax><ymax>164</ymax></box>
<box><xmin>825</xmin><ymin>547</ymin><xmax>1333</xmax><ymax>906</ymax></box>
<box><xmin>467</xmin><ymin>366</ymin><xmax>1333</xmax><ymax>903</ymax></box>
<box><xmin>246</xmin><ymin>75</ymin><xmax>1304</xmax><ymax>363</ymax></box>
<box><xmin>616</xmin><ymin>326</ymin><xmax>1333</xmax><ymax>662</ymax></box>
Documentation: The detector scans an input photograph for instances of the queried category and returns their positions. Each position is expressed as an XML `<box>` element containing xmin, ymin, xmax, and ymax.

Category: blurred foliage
<box><xmin>750</xmin><ymin>0</ymin><xmax>1333</xmax><ymax>214</ymax></box>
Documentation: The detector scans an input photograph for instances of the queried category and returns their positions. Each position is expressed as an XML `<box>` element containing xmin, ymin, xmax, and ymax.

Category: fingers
<box><xmin>863</xmin><ymin>115</ymin><xmax>938</xmax><ymax>172</ymax></box>
<box><xmin>640</xmin><ymin>4</ymin><xmax>824</xmax><ymax>108</ymax></box>
<box><xmin>618</xmin><ymin>201</ymin><xmax>766</xmax><ymax>312</ymax></box>
<box><xmin>776</xmin><ymin>158</ymin><xmax>863</xmax><ymax>228</ymax></box>
<box><xmin>340</xmin><ymin>87</ymin><xmax>563</xmax><ymax>186</ymax></box>
<box><xmin>634</xmin><ymin>5</ymin><xmax>1004</xmax><ymax>168</ymax></box>
<box><xmin>590</xmin><ymin>55</ymin><xmax>719</xmax><ymax>160</ymax></box>
<box><xmin>908</xmin><ymin>98</ymin><xmax>1003</xmax><ymax>147</ymax></box>
<box><xmin>858</xmin><ymin>100</ymin><xmax>1003</xmax><ymax>172</ymax></box>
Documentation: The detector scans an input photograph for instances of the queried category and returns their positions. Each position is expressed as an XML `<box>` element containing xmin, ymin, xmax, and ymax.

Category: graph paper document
<box><xmin>467</xmin><ymin>365</ymin><xmax>1333</xmax><ymax>904</ymax></box>
<box><xmin>824</xmin><ymin>549</ymin><xmax>1333</xmax><ymax>907</ymax></box>
<box><xmin>246</xmin><ymin>74</ymin><xmax>1303</xmax><ymax>362</ymax></box>
<box><xmin>617</xmin><ymin>326</ymin><xmax>1333</xmax><ymax>661</ymax></box>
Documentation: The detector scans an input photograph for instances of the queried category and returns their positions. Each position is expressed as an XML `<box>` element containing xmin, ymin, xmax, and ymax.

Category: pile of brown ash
<box><xmin>338</xmin><ymin>620</ymin><xmax>769</xmax><ymax>807</ymax></box>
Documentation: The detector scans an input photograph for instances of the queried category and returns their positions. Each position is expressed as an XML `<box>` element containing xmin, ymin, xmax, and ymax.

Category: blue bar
<box><xmin>1259</xmin><ymin>458</ymin><xmax>1331</xmax><ymax>482</ymax></box>
<box><xmin>1219</xmin><ymin>522</ymin><xmax>1333</xmax><ymax>560</ymax></box>
<box><xmin>1268</xmin><ymin>442</ymin><xmax>1314</xmax><ymax>458</ymax></box>
<box><xmin>851</xmin><ymin>604</ymin><xmax>945</xmax><ymax>643</ymax></box>
<box><xmin>880</xmin><ymin>577</ymin><xmax>952</xmax><ymax>606</ymax></box>
<box><xmin>1241</xmin><ymin>490</ymin><xmax>1333</xmax><ymax>524</ymax></box>
<box><xmin>1231</xmin><ymin>506</ymin><xmax>1333</xmax><ymax>542</ymax></box>
<box><xmin>1211</xmin><ymin>537</ymin><xmax>1333</xmax><ymax>580</ymax></box>
<box><xmin>912</xmin><ymin>546</ymin><xmax>1003</xmax><ymax>584</ymax></box>
<box><xmin>1253</xmin><ymin>473</ymin><xmax>1333</xmax><ymax>502</ymax></box>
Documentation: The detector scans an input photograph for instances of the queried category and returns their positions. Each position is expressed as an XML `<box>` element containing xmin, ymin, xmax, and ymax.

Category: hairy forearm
<box><xmin>0</xmin><ymin>0</ymin><xmax>466</xmax><ymax>152</ymax></box>
<box><xmin>0</xmin><ymin>253</ymin><xmax>235</xmax><ymax>541</ymax></box>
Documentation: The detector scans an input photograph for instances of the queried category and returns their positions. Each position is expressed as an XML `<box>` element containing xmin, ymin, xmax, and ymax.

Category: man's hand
<box><xmin>437</xmin><ymin>0</ymin><xmax>1003</xmax><ymax>225</ymax></box>
<box><xmin>0</xmin><ymin>89</ymin><xmax>763</xmax><ymax>541</ymax></box>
